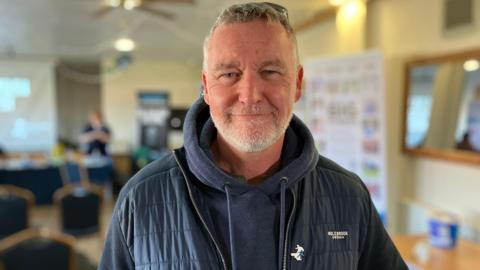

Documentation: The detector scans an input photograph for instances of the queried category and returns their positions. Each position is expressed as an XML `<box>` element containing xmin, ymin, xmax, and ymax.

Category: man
<box><xmin>99</xmin><ymin>2</ymin><xmax>407</xmax><ymax>270</ymax></box>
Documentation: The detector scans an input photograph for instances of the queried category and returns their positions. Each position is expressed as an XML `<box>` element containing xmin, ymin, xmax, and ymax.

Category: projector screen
<box><xmin>0</xmin><ymin>60</ymin><xmax>56</xmax><ymax>152</ymax></box>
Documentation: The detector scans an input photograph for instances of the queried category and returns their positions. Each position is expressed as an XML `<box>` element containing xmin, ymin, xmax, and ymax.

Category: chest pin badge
<box><xmin>290</xmin><ymin>244</ymin><xmax>305</xmax><ymax>261</ymax></box>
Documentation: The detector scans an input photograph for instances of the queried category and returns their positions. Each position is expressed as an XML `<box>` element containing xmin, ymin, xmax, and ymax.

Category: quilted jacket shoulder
<box><xmin>100</xmin><ymin>151</ymin><xmax>222</xmax><ymax>270</ymax></box>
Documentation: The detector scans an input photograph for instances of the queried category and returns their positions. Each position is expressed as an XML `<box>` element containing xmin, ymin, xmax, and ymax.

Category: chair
<box><xmin>0</xmin><ymin>186</ymin><xmax>35</xmax><ymax>239</ymax></box>
<box><xmin>61</xmin><ymin>161</ymin><xmax>113</xmax><ymax>201</ymax></box>
<box><xmin>0</xmin><ymin>228</ymin><xmax>76</xmax><ymax>270</ymax></box>
<box><xmin>53</xmin><ymin>184</ymin><xmax>103</xmax><ymax>237</ymax></box>
<box><xmin>59</xmin><ymin>162</ymin><xmax>88</xmax><ymax>185</ymax></box>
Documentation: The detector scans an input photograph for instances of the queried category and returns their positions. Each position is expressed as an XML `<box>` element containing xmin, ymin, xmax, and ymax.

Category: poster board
<box><xmin>303</xmin><ymin>51</ymin><xmax>388</xmax><ymax>223</ymax></box>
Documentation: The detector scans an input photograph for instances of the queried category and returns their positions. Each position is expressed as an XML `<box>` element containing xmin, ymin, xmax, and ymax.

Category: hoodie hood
<box><xmin>183</xmin><ymin>97</ymin><xmax>319</xmax><ymax>196</ymax></box>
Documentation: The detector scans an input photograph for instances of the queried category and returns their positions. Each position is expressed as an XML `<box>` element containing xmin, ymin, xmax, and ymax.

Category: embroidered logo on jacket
<box><xmin>327</xmin><ymin>231</ymin><xmax>349</xmax><ymax>240</ymax></box>
<box><xmin>290</xmin><ymin>244</ymin><xmax>305</xmax><ymax>261</ymax></box>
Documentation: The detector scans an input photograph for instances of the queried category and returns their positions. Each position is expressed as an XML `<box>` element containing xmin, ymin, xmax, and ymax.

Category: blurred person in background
<box><xmin>0</xmin><ymin>145</ymin><xmax>6</xmax><ymax>168</ymax></box>
<box><xmin>457</xmin><ymin>86</ymin><xmax>480</xmax><ymax>152</ymax></box>
<box><xmin>466</xmin><ymin>86</ymin><xmax>480</xmax><ymax>151</ymax></box>
<box><xmin>80</xmin><ymin>110</ymin><xmax>111</xmax><ymax>157</ymax></box>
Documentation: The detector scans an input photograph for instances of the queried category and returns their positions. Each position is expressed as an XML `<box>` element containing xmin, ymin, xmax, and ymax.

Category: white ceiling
<box><xmin>0</xmin><ymin>0</ymin><xmax>331</xmax><ymax>64</ymax></box>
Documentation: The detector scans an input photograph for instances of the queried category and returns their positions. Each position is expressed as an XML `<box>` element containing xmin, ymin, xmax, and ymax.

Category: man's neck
<box><xmin>211</xmin><ymin>134</ymin><xmax>284</xmax><ymax>185</ymax></box>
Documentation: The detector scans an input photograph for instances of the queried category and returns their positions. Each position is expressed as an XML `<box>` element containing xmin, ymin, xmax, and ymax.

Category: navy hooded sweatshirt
<box><xmin>182</xmin><ymin>98</ymin><xmax>318</xmax><ymax>270</ymax></box>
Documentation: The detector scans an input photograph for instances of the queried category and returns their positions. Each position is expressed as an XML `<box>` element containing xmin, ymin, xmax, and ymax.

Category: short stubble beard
<box><xmin>210</xmin><ymin>105</ymin><xmax>293</xmax><ymax>153</ymax></box>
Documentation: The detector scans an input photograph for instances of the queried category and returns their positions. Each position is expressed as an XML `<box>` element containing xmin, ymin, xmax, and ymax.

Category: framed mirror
<box><xmin>403</xmin><ymin>48</ymin><xmax>480</xmax><ymax>165</ymax></box>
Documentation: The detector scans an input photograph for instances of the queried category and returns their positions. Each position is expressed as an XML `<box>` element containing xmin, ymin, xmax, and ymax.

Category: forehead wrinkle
<box><xmin>213</xmin><ymin>60</ymin><xmax>241</xmax><ymax>71</ymax></box>
<box><xmin>256</xmin><ymin>59</ymin><xmax>286</xmax><ymax>69</ymax></box>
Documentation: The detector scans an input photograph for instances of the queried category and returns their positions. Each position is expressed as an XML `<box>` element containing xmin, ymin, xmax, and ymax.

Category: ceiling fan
<box><xmin>94</xmin><ymin>0</ymin><xmax>195</xmax><ymax>20</ymax></box>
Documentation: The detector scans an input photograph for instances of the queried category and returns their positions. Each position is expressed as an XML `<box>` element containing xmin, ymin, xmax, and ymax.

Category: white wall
<box><xmin>56</xmin><ymin>62</ymin><xmax>101</xmax><ymax>145</ymax></box>
<box><xmin>102</xmin><ymin>60</ymin><xmax>202</xmax><ymax>153</ymax></box>
<box><xmin>297</xmin><ymin>19</ymin><xmax>340</xmax><ymax>61</ymax></box>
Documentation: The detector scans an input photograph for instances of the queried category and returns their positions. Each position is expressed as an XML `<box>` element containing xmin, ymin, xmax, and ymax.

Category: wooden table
<box><xmin>393</xmin><ymin>235</ymin><xmax>480</xmax><ymax>270</ymax></box>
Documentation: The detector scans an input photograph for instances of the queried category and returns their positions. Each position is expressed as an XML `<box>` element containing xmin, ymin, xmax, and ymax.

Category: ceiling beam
<box><xmin>293</xmin><ymin>6</ymin><xmax>338</xmax><ymax>33</ymax></box>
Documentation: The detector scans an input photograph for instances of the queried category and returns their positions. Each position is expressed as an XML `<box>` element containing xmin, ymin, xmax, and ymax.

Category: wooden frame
<box><xmin>0</xmin><ymin>185</ymin><xmax>35</xmax><ymax>228</ymax></box>
<box><xmin>293</xmin><ymin>6</ymin><xmax>338</xmax><ymax>33</ymax></box>
<box><xmin>0</xmin><ymin>228</ymin><xmax>77</xmax><ymax>270</ymax></box>
<box><xmin>402</xmin><ymin>47</ymin><xmax>480</xmax><ymax>165</ymax></box>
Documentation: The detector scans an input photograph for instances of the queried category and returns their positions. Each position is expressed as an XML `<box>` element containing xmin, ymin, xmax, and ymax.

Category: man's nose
<box><xmin>237</xmin><ymin>72</ymin><xmax>262</xmax><ymax>104</ymax></box>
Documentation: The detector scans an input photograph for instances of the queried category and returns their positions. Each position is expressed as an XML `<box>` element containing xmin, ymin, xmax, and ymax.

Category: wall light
<box><xmin>343</xmin><ymin>0</ymin><xmax>365</xmax><ymax>19</ymax></box>
<box><xmin>464</xmin><ymin>59</ymin><xmax>480</xmax><ymax>72</ymax></box>
<box><xmin>337</xmin><ymin>0</ymin><xmax>366</xmax><ymax>21</ymax></box>
<box><xmin>115</xmin><ymin>38</ymin><xmax>136</xmax><ymax>52</ymax></box>
<box><xmin>330</xmin><ymin>0</ymin><xmax>368</xmax><ymax>7</ymax></box>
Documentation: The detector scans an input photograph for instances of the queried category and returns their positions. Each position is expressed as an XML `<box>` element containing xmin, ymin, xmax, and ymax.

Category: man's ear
<box><xmin>202</xmin><ymin>71</ymin><xmax>210</xmax><ymax>105</ymax></box>
<box><xmin>295</xmin><ymin>65</ymin><xmax>304</xmax><ymax>102</ymax></box>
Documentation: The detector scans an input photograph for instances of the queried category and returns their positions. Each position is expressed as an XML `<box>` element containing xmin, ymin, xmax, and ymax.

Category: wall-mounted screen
<box><xmin>0</xmin><ymin>60</ymin><xmax>56</xmax><ymax>152</ymax></box>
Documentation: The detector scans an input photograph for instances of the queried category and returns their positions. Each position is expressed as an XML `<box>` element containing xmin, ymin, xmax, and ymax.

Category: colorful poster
<box><xmin>302</xmin><ymin>51</ymin><xmax>388</xmax><ymax>223</ymax></box>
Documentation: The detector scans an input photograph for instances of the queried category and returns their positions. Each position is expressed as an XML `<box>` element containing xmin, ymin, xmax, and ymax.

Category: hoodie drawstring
<box><xmin>278</xmin><ymin>177</ymin><xmax>288</xmax><ymax>270</ymax></box>
<box><xmin>224</xmin><ymin>183</ymin><xmax>237</xmax><ymax>270</ymax></box>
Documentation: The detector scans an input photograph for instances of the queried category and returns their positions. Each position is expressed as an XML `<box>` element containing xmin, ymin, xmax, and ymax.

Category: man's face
<box><xmin>202</xmin><ymin>20</ymin><xmax>303</xmax><ymax>153</ymax></box>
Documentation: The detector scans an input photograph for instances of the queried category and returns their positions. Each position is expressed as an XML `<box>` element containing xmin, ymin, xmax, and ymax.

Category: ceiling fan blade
<box><xmin>137</xmin><ymin>5</ymin><xmax>175</xmax><ymax>20</ymax></box>
<box><xmin>93</xmin><ymin>6</ymin><xmax>114</xmax><ymax>18</ymax></box>
<box><xmin>145</xmin><ymin>0</ymin><xmax>194</xmax><ymax>4</ymax></box>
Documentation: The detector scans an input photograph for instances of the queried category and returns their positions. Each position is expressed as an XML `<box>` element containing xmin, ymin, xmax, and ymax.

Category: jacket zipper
<box><xmin>282</xmin><ymin>188</ymin><xmax>297</xmax><ymax>270</ymax></box>
<box><xmin>173</xmin><ymin>150</ymin><xmax>228</xmax><ymax>270</ymax></box>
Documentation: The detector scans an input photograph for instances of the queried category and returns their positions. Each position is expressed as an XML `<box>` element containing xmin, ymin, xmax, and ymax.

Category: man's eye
<box><xmin>222</xmin><ymin>72</ymin><xmax>238</xmax><ymax>78</ymax></box>
<box><xmin>261</xmin><ymin>69</ymin><xmax>281</xmax><ymax>79</ymax></box>
<box><xmin>262</xmin><ymin>70</ymin><xmax>281</xmax><ymax>77</ymax></box>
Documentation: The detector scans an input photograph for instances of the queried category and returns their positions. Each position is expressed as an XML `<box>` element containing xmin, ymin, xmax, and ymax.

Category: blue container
<box><xmin>429</xmin><ymin>215</ymin><xmax>459</xmax><ymax>249</ymax></box>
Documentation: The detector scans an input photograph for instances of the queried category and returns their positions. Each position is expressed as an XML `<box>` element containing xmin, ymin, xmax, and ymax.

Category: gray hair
<box><xmin>202</xmin><ymin>2</ymin><xmax>299</xmax><ymax>71</ymax></box>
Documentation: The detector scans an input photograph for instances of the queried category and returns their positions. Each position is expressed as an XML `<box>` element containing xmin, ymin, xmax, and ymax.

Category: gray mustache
<box><xmin>226</xmin><ymin>106</ymin><xmax>275</xmax><ymax>115</ymax></box>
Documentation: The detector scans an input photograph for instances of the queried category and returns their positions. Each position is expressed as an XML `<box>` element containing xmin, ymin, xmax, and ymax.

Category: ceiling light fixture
<box><xmin>123</xmin><ymin>0</ymin><xmax>141</xmax><ymax>10</ymax></box>
<box><xmin>464</xmin><ymin>59</ymin><xmax>480</xmax><ymax>72</ymax></box>
<box><xmin>107</xmin><ymin>0</ymin><xmax>121</xmax><ymax>7</ymax></box>
<box><xmin>115</xmin><ymin>38</ymin><xmax>136</xmax><ymax>52</ymax></box>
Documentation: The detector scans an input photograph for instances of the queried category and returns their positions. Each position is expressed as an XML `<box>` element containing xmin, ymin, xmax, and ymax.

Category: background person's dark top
<box><xmin>82</xmin><ymin>124</ymin><xmax>110</xmax><ymax>156</ymax></box>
